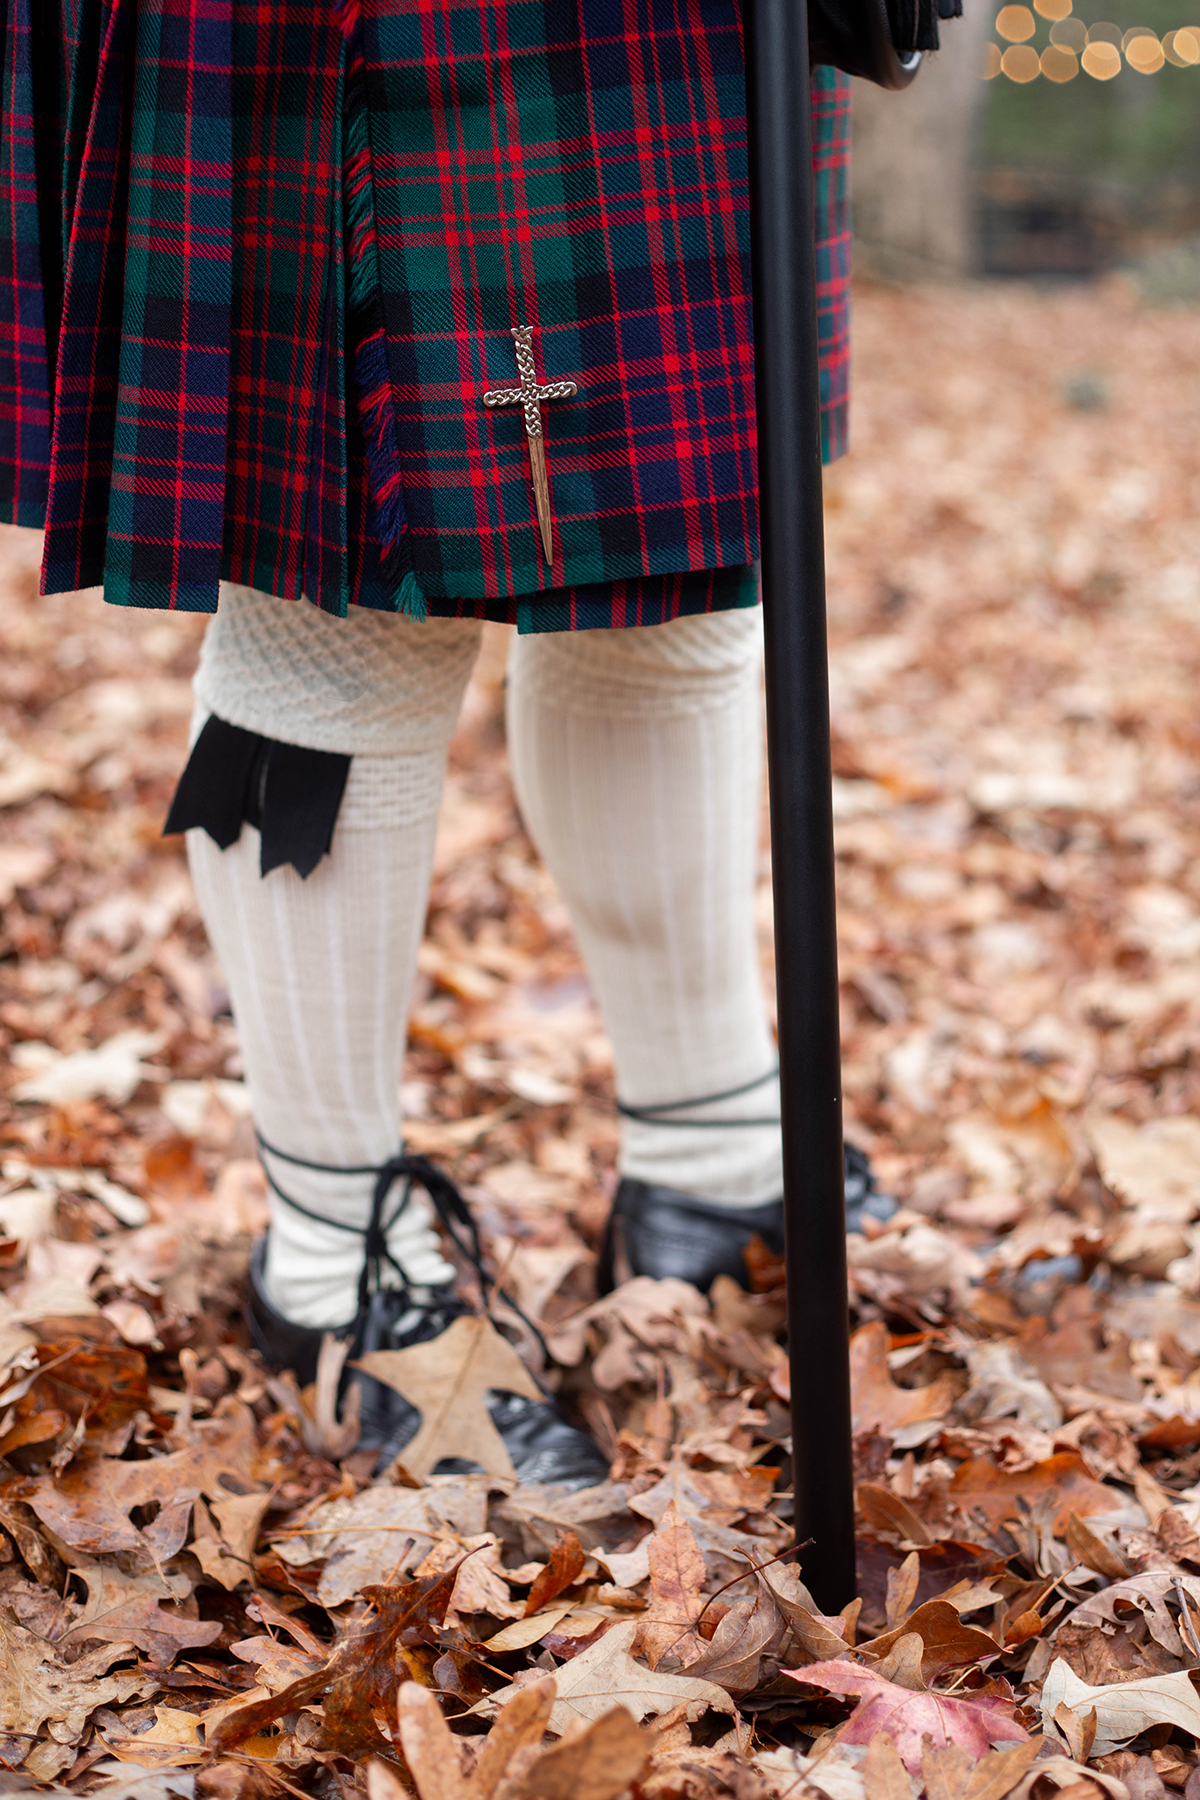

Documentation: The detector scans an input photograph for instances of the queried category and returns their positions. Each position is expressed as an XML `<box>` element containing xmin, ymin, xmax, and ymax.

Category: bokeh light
<box><xmin>1081</xmin><ymin>37</ymin><xmax>1122</xmax><ymax>73</ymax></box>
<box><xmin>1041</xmin><ymin>43</ymin><xmax>1080</xmax><ymax>76</ymax></box>
<box><xmin>1002</xmin><ymin>41</ymin><xmax>1042</xmax><ymax>76</ymax></box>
<box><xmin>981</xmin><ymin>1</ymin><xmax>1199</xmax><ymax>83</ymax></box>
<box><xmin>996</xmin><ymin>5</ymin><xmax>1037</xmax><ymax>40</ymax></box>
<box><xmin>1125</xmin><ymin>30</ymin><xmax>1165</xmax><ymax>67</ymax></box>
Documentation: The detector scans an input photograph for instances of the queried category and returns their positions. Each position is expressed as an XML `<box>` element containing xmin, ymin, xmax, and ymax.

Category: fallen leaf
<box><xmin>1063</xmin><ymin>1511</ymin><xmax>1130</xmax><ymax>1580</ymax></box>
<box><xmin>922</xmin><ymin>1740</ymin><xmax>975</xmax><ymax>1800</ymax></box>
<box><xmin>273</xmin><ymin>1475</ymin><xmax>489</xmax><ymax>1606</ymax></box>
<box><xmin>851</xmin><ymin>1323</ymin><xmax>956</xmax><ymax>1437</ymax></box>
<box><xmin>12</xmin><ymin>1030</ymin><xmax>165</xmax><ymax>1105</ymax></box>
<box><xmin>757</xmin><ymin>1558</ymin><xmax>852</xmax><ymax>1660</ymax></box>
<box><xmin>864</xmin><ymin>1731</ymin><xmax>918</xmax><ymax>1800</ymax></box>
<box><xmin>958</xmin><ymin>1342</ymin><xmax>1062</xmax><ymax>1433</ymax></box>
<box><xmin>231</xmin><ymin>1632</ymin><xmax>322</xmax><ymax>1693</ymax></box>
<box><xmin>789</xmin><ymin>1658</ymin><xmax>1028</xmax><ymax>1773</ymax></box>
<box><xmin>875</xmin><ymin>1631</ymin><xmax>927</xmax><ymax>1691</ymax></box>
<box><xmin>61</xmin><ymin>1548</ymin><xmax>222</xmax><ymax>1664</ymax></box>
<box><xmin>1131</xmin><ymin>1464</ymin><xmax>1173</xmax><ymax>1528</ymax></box>
<box><xmin>1041</xmin><ymin>1657</ymin><xmax>1200</xmax><ymax>1757</ymax></box>
<box><xmin>396</xmin><ymin>1682</ymin><xmax>467</xmax><ymax>1800</ymax></box>
<box><xmin>859</xmin><ymin>1599</ymin><xmax>1004</xmax><ymax>1680</ymax></box>
<box><xmin>355</xmin><ymin>1315</ymin><xmax>544</xmax><ymax>1481</ymax></box>
<box><xmin>848</xmin><ymin>1227</ymin><xmax>984</xmax><ymax>1317</ymax></box>
<box><xmin>887</xmin><ymin>1551</ymin><xmax>922</xmax><ymax>1629</ymax></box>
<box><xmin>525</xmin><ymin>1529</ymin><xmax>586</xmax><ymax>1616</ymax></box>
<box><xmin>515</xmin><ymin>1704</ymin><xmax>649</xmax><ymax>1800</ymax></box>
<box><xmin>858</xmin><ymin>1484</ymin><xmax>934</xmax><ymax>1548</ymax></box>
<box><xmin>545</xmin><ymin>1279</ymin><xmax>708</xmax><ymax>1374</ymax></box>
<box><xmin>1157</xmin><ymin>1508</ymin><xmax>1200</xmax><ymax>1567</ymax></box>
<box><xmin>1054</xmin><ymin>1573</ymin><xmax>1200</xmax><ymax>1666</ymax></box>
<box><xmin>1051</xmin><ymin>1701</ymin><xmax>1097</xmax><ymax>1766</ymax></box>
<box><xmin>0</xmin><ymin>1607</ymin><xmax>151</xmax><ymax>1767</ymax></box>
<box><xmin>439</xmin><ymin>1534</ymin><xmax>523</xmax><ymax>1622</ymax></box>
<box><xmin>191</xmin><ymin>1491</ymin><xmax>271</xmax><ymax>1592</ymax></box>
<box><xmin>495</xmin><ymin>1617</ymin><xmax>734</xmax><ymax>1735</ymax></box>
<box><xmin>369</xmin><ymin>1756</ymin><xmax>416</xmax><ymax>1800</ymax></box>
<box><xmin>2</xmin><ymin>1403</ymin><xmax>256</xmax><ymax>1558</ymax></box>
<box><xmin>1007</xmin><ymin>1757</ymin><xmax>1131</xmax><ymax>1800</ymax></box>
<box><xmin>683</xmin><ymin>1582</ymin><xmax>786</xmax><ymax>1694</ymax></box>
<box><xmin>483</xmin><ymin>1604</ymin><xmax>575</xmax><ymax>1651</ymax></box>
<box><xmin>949</xmin><ymin>1452</ymin><xmax>1116</xmax><ymax>1535</ymax></box>
<box><xmin>0</xmin><ymin>844</ymin><xmax>52</xmax><ymax>905</ymax></box>
<box><xmin>472</xmin><ymin>1678</ymin><xmax>557</xmax><ymax>1800</ymax></box>
<box><xmin>960</xmin><ymin>1739</ymin><xmax>1046</xmax><ymax>1800</ymax></box>
<box><xmin>1088</xmin><ymin>1116</ymin><xmax>1200</xmax><ymax>1219</ymax></box>
<box><xmin>104</xmin><ymin>1706</ymin><xmax>205</xmax><ymax>1768</ymax></box>
<box><xmin>631</xmin><ymin>1503</ymin><xmax>707</xmax><ymax>1669</ymax></box>
<box><xmin>208</xmin><ymin>1570</ymin><xmax>460</xmax><ymax>1757</ymax></box>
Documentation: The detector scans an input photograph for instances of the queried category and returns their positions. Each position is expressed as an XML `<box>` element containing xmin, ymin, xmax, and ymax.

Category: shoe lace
<box><xmin>615</xmin><ymin>1066</ymin><xmax>782</xmax><ymax>1129</ymax></box>
<box><xmin>616</xmin><ymin>1074</ymin><xmax>878</xmax><ymax>1211</ymax></box>
<box><xmin>255</xmin><ymin>1133</ymin><xmax>547</xmax><ymax>1353</ymax></box>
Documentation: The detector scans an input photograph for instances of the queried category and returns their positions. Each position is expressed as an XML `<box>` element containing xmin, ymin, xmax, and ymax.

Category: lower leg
<box><xmin>506</xmin><ymin>605</ymin><xmax>782</xmax><ymax>1208</ymax></box>
<box><xmin>186</xmin><ymin>590</ymin><xmax>483</xmax><ymax>1326</ymax></box>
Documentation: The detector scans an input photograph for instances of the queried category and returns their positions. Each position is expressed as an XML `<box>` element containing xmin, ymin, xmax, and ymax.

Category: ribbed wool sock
<box><xmin>187</xmin><ymin>589</ymin><xmax>482</xmax><ymax>1327</ymax></box>
<box><xmin>506</xmin><ymin>607</ymin><xmax>782</xmax><ymax>1207</ymax></box>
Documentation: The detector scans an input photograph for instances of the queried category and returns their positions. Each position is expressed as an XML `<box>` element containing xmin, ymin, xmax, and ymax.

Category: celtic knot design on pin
<box><xmin>482</xmin><ymin>326</ymin><xmax>579</xmax><ymax>566</ymax></box>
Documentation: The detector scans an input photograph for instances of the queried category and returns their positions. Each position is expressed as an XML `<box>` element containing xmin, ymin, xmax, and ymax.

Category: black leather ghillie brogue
<box><xmin>246</xmin><ymin>1143</ymin><xmax>609</xmax><ymax>1489</ymax></box>
<box><xmin>598</xmin><ymin>1068</ymin><xmax>896</xmax><ymax>1293</ymax></box>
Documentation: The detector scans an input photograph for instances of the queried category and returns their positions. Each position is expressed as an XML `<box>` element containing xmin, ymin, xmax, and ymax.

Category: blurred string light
<box><xmin>1002</xmin><ymin>40</ymin><xmax>1042</xmax><ymax>72</ymax></box>
<box><xmin>1040</xmin><ymin>42</ymin><xmax>1079</xmax><ymax>74</ymax></box>
<box><xmin>1081</xmin><ymin>36</ymin><xmax>1121</xmax><ymax>74</ymax></box>
<box><xmin>983</xmin><ymin>2</ymin><xmax>1200</xmax><ymax>76</ymax></box>
<box><xmin>996</xmin><ymin>4</ymin><xmax>1037</xmax><ymax>36</ymax></box>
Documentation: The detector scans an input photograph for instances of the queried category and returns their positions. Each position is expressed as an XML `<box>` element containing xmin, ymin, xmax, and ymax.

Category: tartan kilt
<box><xmin>0</xmin><ymin>0</ymin><xmax>851</xmax><ymax>629</ymax></box>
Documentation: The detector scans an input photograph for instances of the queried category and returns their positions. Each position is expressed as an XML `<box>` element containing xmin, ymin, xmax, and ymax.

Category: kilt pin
<box><xmin>0</xmin><ymin>0</ymin><xmax>851</xmax><ymax>622</ymax></box>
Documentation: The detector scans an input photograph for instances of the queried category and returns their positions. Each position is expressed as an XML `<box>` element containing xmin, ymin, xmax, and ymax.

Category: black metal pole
<box><xmin>744</xmin><ymin>0</ymin><xmax>856</xmax><ymax>1611</ymax></box>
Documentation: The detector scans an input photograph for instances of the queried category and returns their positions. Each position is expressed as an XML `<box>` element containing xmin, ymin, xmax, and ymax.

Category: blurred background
<box><xmin>855</xmin><ymin>1</ymin><xmax>1200</xmax><ymax>290</ymax></box>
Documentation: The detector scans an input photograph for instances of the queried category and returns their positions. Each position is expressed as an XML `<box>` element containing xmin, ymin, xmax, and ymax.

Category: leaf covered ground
<box><xmin>0</xmin><ymin>276</ymin><xmax>1198</xmax><ymax>1800</ymax></box>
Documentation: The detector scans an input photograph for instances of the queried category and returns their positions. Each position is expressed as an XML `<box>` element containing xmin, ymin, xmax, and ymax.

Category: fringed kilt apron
<box><xmin>0</xmin><ymin>0</ymin><xmax>850</xmax><ymax>631</ymax></box>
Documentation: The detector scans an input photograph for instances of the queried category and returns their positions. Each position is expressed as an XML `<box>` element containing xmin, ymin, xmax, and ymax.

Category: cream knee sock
<box><xmin>188</xmin><ymin>589</ymin><xmax>482</xmax><ymax>1326</ymax></box>
<box><xmin>506</xmin><ymin>607</ymin><xmax>782</xmax><ymax>1207</ymax></box>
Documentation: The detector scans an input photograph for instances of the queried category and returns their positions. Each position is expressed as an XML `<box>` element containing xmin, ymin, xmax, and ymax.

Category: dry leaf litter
<box><xmin>0</xmin><ymin>279</ymin><xmax>1196</xmax><ymax>1800</ymax></box>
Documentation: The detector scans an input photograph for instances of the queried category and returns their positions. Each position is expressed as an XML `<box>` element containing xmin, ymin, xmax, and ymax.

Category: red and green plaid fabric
<box><xmin>1</xmin><ymin>0</ymin><xmax>851</xmax><ymax>627</ymax></box>
<box><xmin>0</xmin><ymin>0</ymin><xmax>56</xmax><ymax>525</ymax></box>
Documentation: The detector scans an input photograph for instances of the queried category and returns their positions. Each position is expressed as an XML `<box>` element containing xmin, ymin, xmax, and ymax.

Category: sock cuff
<box><xmin>195</xmin><ymin>582</ymin><xmax>482</xmax><ymax>756</ymax></box>
<box><xmin>508</xmin><ymin>606</ymin><xmax>764</xmax><ymax>719</ymax></box>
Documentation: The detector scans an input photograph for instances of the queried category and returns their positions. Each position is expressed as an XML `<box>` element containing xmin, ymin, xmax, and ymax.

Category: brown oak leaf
<box><xmin>355</xmin><ymin>1315</ymin><xmax>545</xmax><ymax>1481</ymax></box>
<box><xmin>850</xmin><ymin>1323</ymin><xmax>956</xmax><ymax>1438</ymax></box>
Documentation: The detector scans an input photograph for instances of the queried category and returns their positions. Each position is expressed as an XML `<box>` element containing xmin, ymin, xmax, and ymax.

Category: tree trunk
<box><xmin>851</xmin><ymin>9</ymin><xmax>991</xmax><ymax>281</ymax></box>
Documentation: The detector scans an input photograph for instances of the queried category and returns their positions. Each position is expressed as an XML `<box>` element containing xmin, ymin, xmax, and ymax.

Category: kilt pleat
<box><xmin>0</xmin><ymin>0</ymin><xmax>53</xmax><ymax>526</ymax></box>
<box><xmin>1</xmin><ymin>0</ymin><xmax>852</xmax><ymax>627</ymax></box>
